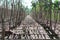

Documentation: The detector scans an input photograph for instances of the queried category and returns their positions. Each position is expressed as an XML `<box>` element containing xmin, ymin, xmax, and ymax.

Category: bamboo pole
<box><xmin>1</xmin><ymin>0</ymin><xmax>6</xmax><ymax>40</ymax></box>
<box><xmin>49</xmin><ymin>0</ymin><xmax>52</xmax><ymax>29</ymax></box>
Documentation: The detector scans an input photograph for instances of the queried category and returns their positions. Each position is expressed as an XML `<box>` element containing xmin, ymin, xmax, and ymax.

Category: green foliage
<box><xmin>32</xmin><ymin>3</ymin><xmax>36</xmax><ymax>7</ymax></box>
<box><xmin>31</xmin><ymin>0</ymin><xmax>60</xmax><ymax>22</ymax></box>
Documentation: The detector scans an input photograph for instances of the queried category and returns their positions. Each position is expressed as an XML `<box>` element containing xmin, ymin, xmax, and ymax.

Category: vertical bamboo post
<box><xmin>1</xmin><ymin>0</ymin><xmax>6</xmax><ymax>40</ymax></box>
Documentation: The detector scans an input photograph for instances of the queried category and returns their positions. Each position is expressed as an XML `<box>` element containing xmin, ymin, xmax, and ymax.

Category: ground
<box><xmin>11</xmin><ymin>15</ymin><xmax>50</xmax><ymax>39</ymax></box>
